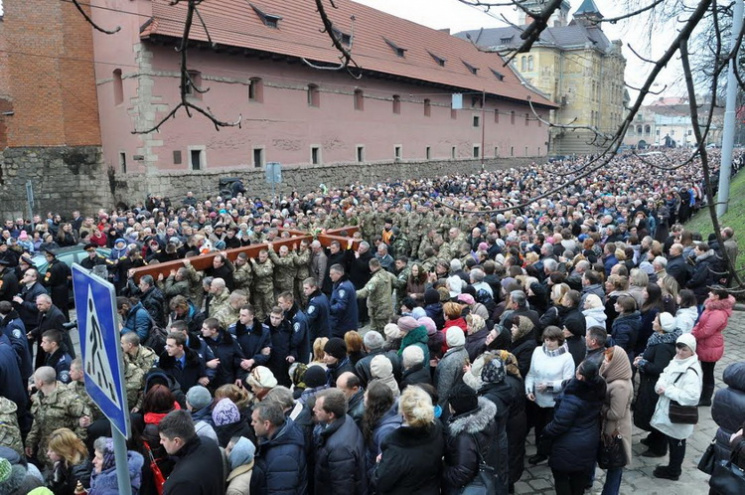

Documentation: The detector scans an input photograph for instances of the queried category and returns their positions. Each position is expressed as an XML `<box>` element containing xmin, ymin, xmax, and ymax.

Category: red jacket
<box><xmin>692</xmin><ymin>295</ymin><xmax>735</xmax><ymax>362</ymax></box>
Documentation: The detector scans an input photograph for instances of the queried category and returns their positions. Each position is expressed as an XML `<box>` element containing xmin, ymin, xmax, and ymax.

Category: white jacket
<box><xmin>525</xmin><ymin>344</ymin><xmax>576</xmax><ymax>408</ymax></box>
<box><xmin>675</xmin><ymin>307</ymin><xmax>698</xmax><ymax>334</ymax></box>
<box><xmin>650</xmin><ymin>355</ymin><xmax>703</xmax><ymax>440</ymax></box>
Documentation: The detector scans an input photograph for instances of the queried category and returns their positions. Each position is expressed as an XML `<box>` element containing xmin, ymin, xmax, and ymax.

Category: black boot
<box><xmin>667</xmin><ymin>438</ymin><xmax>686</xmax><ymax>478</ymax></box>
<box><xmin>699</xmin><ymin>384</ymin><xmax>715</xmax><ymax>407</ymax></box>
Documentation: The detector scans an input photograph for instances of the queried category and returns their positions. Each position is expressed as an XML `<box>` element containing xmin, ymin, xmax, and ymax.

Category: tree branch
<box><xmin>69</xmin><ymin>0</ymin><xmax>121</xmax><ymax>34</ymax></box>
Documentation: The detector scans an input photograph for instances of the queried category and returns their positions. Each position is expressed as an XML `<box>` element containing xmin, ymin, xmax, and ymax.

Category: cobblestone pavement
<box><xmin>516</xmin><ymin>309</ymin><xmax>745</xmax><ymax>495</ymax></box>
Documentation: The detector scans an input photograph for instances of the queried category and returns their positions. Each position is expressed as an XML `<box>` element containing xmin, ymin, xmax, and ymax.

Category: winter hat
<box><xmin>212</xmin><ymin>398</ymin><xmax>241</xmax><ymax>426</ymax></box>
<box><xmin>447</xmin><ymin>276</ymin><xmax>464</xmax><ymax>298</ymax></box>
<box><xmin>450</xmin><ymin>259</ymin><xmax>462</xmax><ymax>272</ymax></box>
<box><xmin>424</xmin><ymin>288</ymin><xmax>440</xmax><ymax>305</ymax></box>
<box><xmin>466</xmin><ymin>314</ymin><xmax>486</xmax><ymax>334</ymax></box>
<box><xmin>304</xmin><ymin>365</ymin><xmax>327</xmax><ymax>388</ymax></box>
<box><xmin>501</xmin><ymin>277</ymin><xmax>516</xmax><ymax>290</ymax></box>
<box><xmin>457</xmin><ymin>293</ymin><xmax>475</xmax><ymax>306</ymax></box>
<box><xmin>481</xmin><ymin>356</ymin><xmax>506</xmax><ymax>384</ymax></box>
<box><xmin>446</xmin><ymin>327</ymin><xmax>466</xmax><ymax>348</ymax></box>
<box><xmin>102</xmin><ymin>439</ymin><xmax>116</xmax><ymax>471</ymax></box>
<box><xmin>228</xmin><ymin>437</ymin><xmax>256</xmax><ymax>471</ymax></box>
<box><xmin>397</xmin><ymin>316</ymin><xmax>420</xmax><ymax>333</ymax></box>
<box><xmin>0</xmin><ymin>459</ymin><xmax>11</xmax><ymax>483</ymax></box>
<box><xmin>18</xmin><ymin>231</ymin><xmax>28</xmax><ymax>241</ymax></box>
<box><xmin>0</xmin><ymin>461</ymin><xmax>26</xmax><ymax>494</ymax></box>
<box><xmin>418</xmin><ymin>316</ymin><xmax>437</xmax><ymax>336</ymax></box>
<box><xmin>676</xmin><ymin>333</ymin><xmax>697</xmax><ymax>353</ymax></box>
<box><xmin>247</xmin><ymin>366</ymin><xmax>278</xmax><ymax>390</ymax></box>
<box><xmin>584</xmin><ymin>294</ymin><xmax>603</xmax><ymax>310</ymax></box>
<box><xmin>384</xmin><ymin>323</ymin><xmax>402</xmax><ymax>341</ymax></box>
<box><xmin>411</xmin><ymin>307</ymin><xmax>427</xmax><ymax>320</ymax></box>
<box><xmin>370</xmin><ymin>355</ymin><xmax>394</xmax><ymax>379</ymax></box>
<box><xmin>186</xmin><ymin>385</ymin><xmax>213</xmax><ymax>411</ymax></box>
<box><xmin>448</xmin><ymin>383</ymin><xmax>478</xmax><ymax>415</ymax></box>
<box><xmin>659</xmin><ymin>312</ymin><xmax>677</xmax><ymax>333</ymax></box>
<box><xmin>323</xmin><ymin>338</ymin><xmax>347</xmax><ymax>361</ymax></box>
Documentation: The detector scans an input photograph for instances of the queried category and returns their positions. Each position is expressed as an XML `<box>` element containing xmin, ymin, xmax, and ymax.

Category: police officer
<box><xmin>302</xmin><ymin>277</ymin><xmax>331</xmax><ymax>341</ymax></box>
<box><xmin>40</xmin><ymin>330</ymin><xmax>72</xmax><ymax>384</ymax></box>
<box><xmin>0</xmin><ymin>260</ymin><xmax>19</xmax><ymax>304</ymax></box>
<box><xmin>79</xmin><ymin>243</ymin><xmax>110</xmax><ymax>279</ymax></box>
<box><xmin>277</xmin><ymin>291</ymin><xmax>310</xmax><ymax>365</ymax></box>
<box><xmin>328</xmin><ymin>264</ymin><xmax>358</xmax><ymax>338</ymax></box>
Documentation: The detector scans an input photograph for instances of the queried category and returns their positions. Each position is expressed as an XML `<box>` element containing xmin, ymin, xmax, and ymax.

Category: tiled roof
<box><xmin>141</xmin><ymin>0</ymin><xmax>556</xmax><ymax>108</ymax></box>
<box><xmin>455</xmin><ymin>23</ymin><xmax>611</xmax><ymax>51</ymax></box>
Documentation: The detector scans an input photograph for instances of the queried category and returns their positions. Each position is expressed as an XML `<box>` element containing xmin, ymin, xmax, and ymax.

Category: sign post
<box><xmin>71</xmin><ymin>265</ymin><xmax>132</xmax><ymax>495</ymax></box>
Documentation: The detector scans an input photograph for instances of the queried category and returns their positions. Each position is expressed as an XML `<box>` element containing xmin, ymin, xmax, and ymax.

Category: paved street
<box><xmin>516</xmin><ymin>309</ymin><xmax>745</xmax><ymax>494</ymax></box>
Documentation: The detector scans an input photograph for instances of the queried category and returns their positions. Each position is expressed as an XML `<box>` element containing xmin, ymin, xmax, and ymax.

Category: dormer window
<box><xmin>462</xmin><ymin>61</ymin><xmax>479</xmax><ymax>75</ymax></box>
<box><xmin>383</xmin><ymin>37</ymin><xmax>406</xmax><ymax>57</ymax></box>
<box><xmin>490</xmin><ymin>68</ymin><xmax>505</xmax><ymax>81</ymax></box>
<box><xmin>250</xmin><ymin>3</ymin><xmax>282</xmax><ymax>28</ymax></box>
<box><xmin>427</xmin><ymin>51</ymin><xmax>446</xmax><ymax>67</ymax></box>
<box><xmin>332</xmin><ymin>27</ymin><xmax>352</xmax><ymax>46</ymax></box>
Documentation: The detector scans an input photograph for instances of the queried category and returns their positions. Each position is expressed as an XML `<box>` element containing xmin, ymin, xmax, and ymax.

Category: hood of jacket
<box><xmin>447</xmin><ymin>397</ymin><xmax>497</xmax><ymax>437</ymax></box>
<box><xmin>723</xmin><ymin>362</ymin><xmax>745</xmax><ymax>391</ymax></box>
<box><xmin>582</xmin><ymin>306</ymin><xmax>607</xmax><ymax>323</ymax></box>
<box><xmin>704</xmin><ymin>295</ymin><xmax>735</xmax><ymax>314</ymax></box>
<box><xmin>263</xmin><ymin>418</ymin><xmax>305</xmax><ymax>449</ymax></box>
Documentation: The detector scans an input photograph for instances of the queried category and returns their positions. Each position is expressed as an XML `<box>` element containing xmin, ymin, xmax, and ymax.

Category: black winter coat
<box><xmin>503</xmin><ymin>374</ymin><xmax>527</xmax><ymax>485</ymax></box>
<box><xmin>400</xmin><ymin>363</ymin><xmax>432</xmax><ymax>389</ymax></box>
<box><xmin>374</xmin><ymin>421</ymin><xmax>444</xmax><ymax>495</ymax></box>
<box><xmin>163</xmin><ymin>436</ymin><xmax>225</xmax><ymax>495</ymax></box>
<box><xmin>204</xmin><ymin>330</ymin><xmax>245</xmax><ymax>388</ymax></box>
<box><xmin>15</xmin><ymin>281</ymin><xmax>47</xmax><ymax>331</ymax></box>
<box><xmin>557</xmin><ymin>305</ymin><xmax>586</xmax><ymax>368</ymax></box>
<box><xmin>478</xmin><ymin>380</ymin><xmax>514</xmax><ymax>492</ymax></box>
<box><xmin>230</xmin><ymin>318</ymin><xmax>272</xmax><ymax>369</ymax></box>
<box><xmin>313</xmin><ymin>415</ymin><xmax>368</xmax><ymax>495</ymax></box>
<box><xmin>610</xmin><ymin>311</ymin><xmax>641</xmax><ymax>364</ymax></box>
<box><xmin>355</xmin><ymin>349</ymin><xmax>402</xmax><ymax>388</ymax></box>
<box><xmin>687</xmin><ymin>253</ymin><xmax>717</xmax><ymax>304</ymax></box>
<box><xmin>266</xmin><ymin>318</ymin><xmax>295</xmax><ymax>388</ymax></box>
<box><xmin>214</xmin><ymin>418</ymin><xmax>254</xmax><ymax>448</ymax></box>
<box><xmin>541</xmin><ymin>377</ymin><xmax>606</xmax><ymax>473</ymax></box>
<box><xmin>159</xmin><ymin>347</ymin><xmax>207</xmax><ymax>393</ymax></box>
<box><xmin>465</xmin><ymin>328</ymin><xmax>490</xmax><ymax>362</ymax></box>
<box><xmin>442</xmin><ymin>398</ymin><xmax>498</xmax><ymax>495</ymax></box>
<box><xmin>712</xmin><ymin>362</ymin><xmax>745</xmax><ymax>463</ymax></box>
<box><xmin>47</xmin><ymin>459</ymin><xmax>93</xmax><ymax>495</ymax></box>
<box><xmin>633</xmin><ymin>333</ymin><xmax>676</xmax><ymax>431</ymax></box>
<box><xmin>252</xmin><ymin>419</ymin><xmax>308</xmax><ymax>495</ymax></box>
<box><xmin>510</xmin><ymin>332</ymin><xmax>538</xmax><ymax>379</ymax></box>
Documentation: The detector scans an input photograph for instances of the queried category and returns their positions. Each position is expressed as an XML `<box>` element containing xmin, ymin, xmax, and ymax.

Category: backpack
<box><xmin>143</xmin><ymin>313</ymin><xmax>168</xmax><ymax>355</ymax></box>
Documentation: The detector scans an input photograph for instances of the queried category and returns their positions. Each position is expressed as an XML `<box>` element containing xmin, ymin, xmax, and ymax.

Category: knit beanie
<box><xmin>397</xmin><ymin>316</ymin><xmax>420</xmax><ymax>333</ymax></box>
<box><xmin>446</xmin><ymin>327</ymin><xmax>466</xmax><ymax>348</ymax></box>
<box><xmin>0</xmin><ymin>459</ymin><xmax>11</xmax><ymax>483</ymax></box>
<box><xmin>186</xmin><ymin>385</ymin><xmax>213</xmax><ymax>411</ymax></box>
<box><xmin>677</xmin><ymin>333</ymin><xmax>697</xmax><ymax>353</ymax></box>
<box><xmin>481</xmin><ymin>356</ymin><xmax>506</xmax><ymax>384</ymax></box>
<box><xmin>447</xmin><ymin>276</ymin><xmax>464</xmax><ymax>298</ymax></box>
<box><xmin>371</xmin><ymin>355</ymin><xmax>394</xmax><ymax>379</ymax></box>
<box><xmin>383</xmin><ymin>323</ymin><xmax>402</xmax><ymax>341</ymax></box>
<box><xmin>212</xmin><ymin>398</ymin><xmax>241</xmax><ymax>426</ymax></box>
<box><xmin>424</xmin><ymin>288</ymin><xmax>440</xmax><ymax>305</ymax></box>
<box><xmin>659</xmin><ymin>312</ymin><xmax>677</xmax><ymax>333</ymax></box>
<box><xmin>457</xmin><ymin>293</ymin><xmax>475</xmax><ymax>306</ymax></box>
<box><xmin>324</xmin><ymin>338</ymin><xmax>347</xmax><ymax>361</ymax></box>
<box><xmin>411</xmin><ymin>307</ymin><xmax>427</xmax><ymax>319</ymax></box>
<box><xmin>247</xmin><ymin>366</ymin><xmax>278</xmax><ymax>390</ymax></box>
<box><xmin>418</xmin><ymin>316</ymin><xmax>437</xmax><ymax>336</ymax></box>
<box><xmin>304</xmin><ymin>365</ymin><xmax>328</xmax><ymax>388</ymax></box>
<box><xmin>448</xmin><ymin>383</ymin><xmax>478</xmax><ymax>415</ymax></box>
<box><xmin>228</xmin><ymin>437</ymin><xmax>256</xmax><ymax>471</ymax></box>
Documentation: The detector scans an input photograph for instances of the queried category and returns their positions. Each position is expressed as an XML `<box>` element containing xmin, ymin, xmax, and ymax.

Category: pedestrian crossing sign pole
<box><xmin>72</xmin><ymin>265</ymin><xmax>132</xmax><ymax>495</ymax></box>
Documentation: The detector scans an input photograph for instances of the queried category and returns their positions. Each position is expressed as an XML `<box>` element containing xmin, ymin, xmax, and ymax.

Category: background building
<box><xmin>456</xmin><ymin>0</ymin><xmax>627</xmax><ymax>155</ymax></box>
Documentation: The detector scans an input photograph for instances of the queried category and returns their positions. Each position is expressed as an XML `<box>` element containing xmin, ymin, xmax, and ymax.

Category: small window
<box><xmin>307</xmin><ymin>84</ymin><xmax>320</xmax><ymax>107</ymax></box>
<box><xmin>451</xmin><ymin>109</ymin><xmax>457</xmax><ymax>120</ymax></box>
<box><xmin>356</xmin><ymin>146</ymin><xmax>364</xmax><ymax>163</ymax></box>
<box><xmin>250</xmin><ymin>3</ymin><xmax>282</xmax><ymax>28</ymax></box>
<box><xmin>537</xmin><ymin>146</ymin><xmax>541</xmax><ymax>155</ymax></box>
<box><xmin>113</xmin><ymin>69</ymin><xmax>123</xmax><ymax>106</ymax></box>
<box><xmin>473</xmin><ymin>115</ymin><xmax>480</xmax><ymax>127</ymax></box>
<box><xmin>394</xmin><ymin>146</ymin><xmax>402</xmax><ymax>161</ymax></box>
<box><xmin>332</xmin><ymin>27</ymin><xmax>351</xmax><ymax>46</ymax></box>
<box><xmin>189</xmin><ymin>147</ymin><xmax>205</xmax><ymax>170</ymax></box>
<box><xmin>521</xmin><ymin>56</ymin><xmax>526</xmax><ymax>71</ymax></box>
<box><xmin>490</xmin><ymin>68</ymin><xmax>505</xmax><ymax>81</ymax></box>
<box><xmin>428</xmin><ymin>51</ymin><xmax>446</xmax><ymax>67</ymax></box>
<box><xmin>423</xmin><ymin>99</ymin><xmax>431</xmax><ymax>117</ymax></box>
<box><xmin>510</xmin><ymin>146</ymin><xmax>514</xmax><ymax>157</ymax></box>
<box><xmin>249</xmin><ymin>77</ymin><xmax>264</xmax><ymax>102</ymax></box>
<box><xmin>645</xmin><ymin>125</ymin><xmax>651</xmax><ymax>134</ymax></box>
<box><xmin>510</xmin><ymin>111</ymin><xmax>515</xmax><ymax>125</ymax></box>
<box><xmin>494</xmin><ymin>146</ymin><xmax>499</xmax><ymax>157</ymax></box>
<box><xmin>473</xmin><ymin>145</ymin><xmax>480</xmax><ymax>159</ymax></box>
<box><xmin>253</xmin><ymin>148</ymin><xmax>264</xmax><ymax>168</ymax></box>
<box><xmin>185</xmin><ymin>71</ymin><xmax>202</xmax><ymax>99</ymax></box>
<box><xmin>462</xmin><ymin>61</ymin><xmax>478</xmax><ymax>75</ymax></box>
<box><xmin>636</xmin><ymin>125</ymin><xmax>643</xmax><ymax>134</ymax></box>
<box><xmin>524</xmin><ymin>146</ymin><xmax>529</xmax><ymax>156</ymax></box>
<box><xmin>311</xmin><ymin>146</ymin><xmax>321</xmax><ymax>165</ymax></box>
<box><xmin>173</xmin><ymin>150</ymin><xmax>182</xmax><ymax>165</ymax></box>
<box><xmin>383</xmin><ymin>37</ymin><xmax>406</xmax><ymax>57</ymax></box>
<box><xmin>426</xmin><ymin>146</ymin><xmax>431</xmax><ymax>160</ymax></box>
<box><xmin>688</xmin><ymin>129</ymin><xmax>692</xmax><ymax>136</ymax></box>
<box><xmin>525</xmin><ymin>113</ymin><xmax>530</xmax><ymax>126</ymax></box>
<box><xmin>119</xmin><ymin>152</ymin><xmax>127</xmax><ymax>173</ymax></box>
<box><xmin>528</xmin><ymin>56</ymin><xmax>534</xmax><ymax>71</ymax></box>
<box><xmin>354</xmin><ymin>89</ymin><xmax>364</xmax><ymax>111</ymax></box>
<box><xmin>494</xmin><ymin>110</ymin><xmax>499</xmax><ymax>123</ymax></box>
<box><xmin>392</xmin><ymin>95</ymin><xmax>401</xmax><ymax>114</ymax></box>
<box><xmin>451</xmin><ymin>146</ymin><xmax>456</xmax><ymax>159</ymax></box>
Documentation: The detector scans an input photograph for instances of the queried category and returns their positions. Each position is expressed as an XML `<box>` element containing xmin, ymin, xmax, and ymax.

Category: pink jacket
<box><xmin>692</xmin><ymin>295</ymin><xmax>735</xmax><ymax>362</ymax></box>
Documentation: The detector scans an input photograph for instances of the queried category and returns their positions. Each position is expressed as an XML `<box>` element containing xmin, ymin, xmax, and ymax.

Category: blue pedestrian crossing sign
<box><xmin>72</xmin><ymin>265</ymin><xmax>131</xmax><ymax>439</ymax></box>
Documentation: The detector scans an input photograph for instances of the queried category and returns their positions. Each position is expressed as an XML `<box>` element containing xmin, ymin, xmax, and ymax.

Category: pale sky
<box><xmin>352</xmin><ymin>0</ymin><xmax>683</xmax><ymax>102</ymax></box>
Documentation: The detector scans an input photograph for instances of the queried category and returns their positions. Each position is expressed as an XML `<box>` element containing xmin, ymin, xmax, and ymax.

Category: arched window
<box><xmin>527</xmin><ymin>56</ymin><xmax>534</xmax><ymax>71</ymax></box>
<box><xmin>521</xmin><ymin>56</ymin><xmax>527</xmax><ymax>71</ymax></box>
<box><xmin>637</xmin><ymin>125</ymin><xmax>643</xmax><ymax>134</ymax></box>
<box><xmin>644</xmin><ymin>125</ymin><xmax>651</xmax><ymax>134</ymax></box>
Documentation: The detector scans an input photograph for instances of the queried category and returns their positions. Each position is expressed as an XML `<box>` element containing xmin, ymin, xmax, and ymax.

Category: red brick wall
<box><xmin>0</xmin><ymin>0</ymin><xmax>100</xmax><ymax>147</ymax></box>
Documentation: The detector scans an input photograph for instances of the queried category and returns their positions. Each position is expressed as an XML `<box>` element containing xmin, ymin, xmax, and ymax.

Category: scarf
<box><xmin>646</xmin><ymin>329</ymin><xmax>682</xmax><ymax>348</ymax></box>
<box><xmin>144</xmin><ymin>402</ymin><xmax>181</xmax><ymax>425</ymax></box>
<box><xmin>542</xmin><ymin>342</ymin><xmax>569</xmax><ymax>358</ymax></box>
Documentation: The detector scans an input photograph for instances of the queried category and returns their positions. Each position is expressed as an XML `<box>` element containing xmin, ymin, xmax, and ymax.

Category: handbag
<box><xmin>143</xmin><ymin>440</ymin><xmax>167</xmax><ymax>495</ymax></box>
<box><xmin>459</xmin><ymin>433</ymin><xmax>497</xmax><ymax>495</ymax></box>
<box><xmin>698</xmin><ymin>439</ymin><xmax>717</xmax><ymax>475</ymax></box>
<box><xmin>597</xmin><ymin>430</ymin><xmax>627</xmax><ymax>469</ymax></box>
<box><xmin>668</xmin><ymin>367</ymin><xmax>698</xmax><ymax>424</ymax></box>
<box><xmin>709</xmin><ymin>440</ymin><xmax>745</xmax><ymax>495</ymax></box>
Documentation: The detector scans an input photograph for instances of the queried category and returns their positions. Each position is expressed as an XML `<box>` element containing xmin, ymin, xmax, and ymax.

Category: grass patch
<box><xmin>685</xmin><ymin>171</ymin><xmax>745</xmax><ymax>274</ymax></box>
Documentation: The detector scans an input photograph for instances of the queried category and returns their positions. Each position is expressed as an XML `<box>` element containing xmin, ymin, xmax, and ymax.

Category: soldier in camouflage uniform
<box><xmin>213</xmin><ymin>290</ymin><xmax>248</xmax><ymax>330</ymax></box>
<box><xmin>392</xmin><ymin>256</ymin><xmax>411</xmax><ymax>308</ymax></box>
<box><xmin>67</xmin><ymin>359</ymin><xmax>102</xmax><ymax>424</ymax></box>
<box><xmin>268</xmin><ymin>243</ymin><xmax>296</xmax><ymax>295</ymax></box>
<box><xmin>391</xmin><ymin>228</ymin><xmax>410</xmax><ymax>259</ymax></box>
<box><xmin>251</xmin><ymin>249</ymin><xmax>275</xmax><ymax>322</ymax></box>
<box><xmin>0</xmin><ymin>396</ymin><xmax>23</xmax><ymax>456</ymax></box>
<box><xmin>407</xmin><ymin>210</ymin><xmax>423</xmax><ymax>261</ymax></box>
<box><xmin>157</xmin><ymin>267</ymin><xmax>191</xmax><ymax>307</ymax></box>
<box><xmin>183</xmin><ymin>258</ymin><xmax>205</xmax><ymax>310</ymax></box>
<box><xmin>294</xmin><ymin>240</ymin><xmax>311</xmax><ymax>306</ymax></box>
<box><xmin>208</xmin><ymin>278</ymin><xmax>231</xmax><ymax>319</ymax></box>
<box><xmin>356</xmin><ymin>258</ymin><xmax>395</xmax><ymax>332</ymax></box>
<box><xmin>26</xmin><ymin>366</ymin><xmax>89</xmax><ymax>469</ymax></box>
<box><xmin>233</xmin><ymin>253</ymin><xmax>253</xmax><ymax>301</ymax></box>
<box><xmin>360</xmin><ymin>205</ymin><xmax>377</xmax><ymax>242</ymax></box>
<box><xmin>120</xmin><ymin>332</ymin><xmax>157</xmax><ymax>411</ymax></box>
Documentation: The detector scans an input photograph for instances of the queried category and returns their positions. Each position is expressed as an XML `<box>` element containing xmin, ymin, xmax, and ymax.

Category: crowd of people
<box><xmin>0</xmin><ymin>148</ymin><xmax>743</xmax><ymax>495</ymax></box>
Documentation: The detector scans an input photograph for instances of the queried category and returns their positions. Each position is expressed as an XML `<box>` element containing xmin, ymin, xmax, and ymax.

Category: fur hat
<box><xmin>448</xmin><ymin>383</ymin><xmax>478</xmax><ymax>415</ymax></box>
<box><xmin>481</xmin><ymin>356</ymin><xmax>506</xmax><ymax>384</ymax></box>
<box><xmin>186</xmin><ymin>385</ymin><xmax>212</xmax><ymax>411</ymax></box>
<box><xmin>446</xmin><ymin>327</ymin><xmax>466</xmax><ymax>347</ymax></box>
<box><xmin>397</xmin><ymin>316</ymin><xmax>420</xmax><ymax>333</ymax></box>
<box><xmin>323</xmin><ymin>338</ymin><xmax>347</xmax><ymax>361</ymax></box>
<box><xmin>659</xmin><ymin>312</ymin><xmax>677</xmax><ymax>333</ymax></box>
<box><xmin>676</xmin><ymin>333</ymin><xmax>697</xmax><ymax>353</ymax></box>
<box><xmin>247</xmin><ymin>366</ymin><xmax>278</xmax><ymax>389</ymax></box>
<box><xmin>212</xmin><ymin>398</ymin><xmax>241</xmax><ymax>426</ymax></box>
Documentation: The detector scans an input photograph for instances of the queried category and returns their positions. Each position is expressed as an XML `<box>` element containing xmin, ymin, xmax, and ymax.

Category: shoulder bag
<box><xmin>459</xmin><ymin>433</ymin><xmax>497</xmax><ymax>495</ymax></box>
<box><xmin>698</xmin><ymin>438</ymin><xmax>717</xmax><ymax>474</ymax></box>
<box><xmin>709</xmin><ymin>439</ymin><xmax>745</xmax><ymax>495</ymax></box>
<box><xmin>668</xmin><ymin>366</ymin><xmax>699</xmax><ymax>424</ymax></box>
<box><xmin>598</xmin><ymin>429</ymin><xmax>627</xmax><ymax>469</ymax></box>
